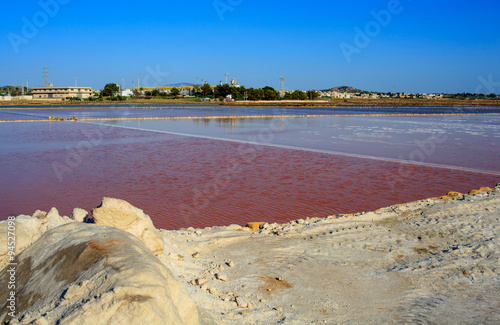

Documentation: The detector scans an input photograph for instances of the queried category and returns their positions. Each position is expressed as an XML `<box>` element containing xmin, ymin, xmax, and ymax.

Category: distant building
<box><xmin>121</xmin><ymin>89</ymin><xmax>134</xmax><ymax>97</ymax></box>
<box><xmin>0</xmin><ymin>94</ymin><xmax>12</xmax><ymax>101</ymax></box>
<box><xmin>180</xmin><ymin>87</ymin><xmax>190</xmax><ymax>96</ymax></box>
<box><xmin>31</xmin><ymin>85</ymin><xmax>93</xmax><ymax>99</ymax></box>
<box><xmin>231</xmin><ymin>78</ymin><xmax>240</xmax><ymax>87</ymax></box>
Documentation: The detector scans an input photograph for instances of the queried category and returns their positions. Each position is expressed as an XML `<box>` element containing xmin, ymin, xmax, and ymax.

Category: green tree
<box><xmin>247</xmin><ymin>88</ymin><xmax>264</xmax><ymax>100</ymax></box>
<box><xmin>288</xmin><ymin>90</ymin><xmax>307</xmax><ymax>100</ymax></box>
<box><xmin>263</xmin><ymin>86</ymin><xmax>279</xmax><ymax>100</ymax></box>
<box><xmin>193</xmin><ymin>84</ymin><xmax>201</xmax><ymax>96</ymax></box>
<box><xmin>306</xmin><ymin>90</ymin><xmax>319</xmax><ymax>100</ymax></box>
<box><xmin>231</xmin><ymin>85</ymin><xmax>246</xmax><ymax>100</ymax></box>
<box><xmin>215</xmin><ymin>84</ymin><xmax>232</xmax><ymax>98</ymax></box>
<box><xmin>201</xmin><ymin>83</ymin><xmax>212</xmax><ymax>97</ymax></box>
<box><xmin>170</xmin><ymin>87</ymin><xmax>180</xmax><ymax>96</ymax></box>
<box><xmin>101</xmin><ymin>83</ymin><xmax>119</xmax><ymax>97</ymax></box>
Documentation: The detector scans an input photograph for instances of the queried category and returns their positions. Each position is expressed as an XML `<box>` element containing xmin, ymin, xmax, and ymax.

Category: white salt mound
<box><xmin>0</xmin><ymin>223</ymin><xmax>201</xmax><ymax>325</ymax></box>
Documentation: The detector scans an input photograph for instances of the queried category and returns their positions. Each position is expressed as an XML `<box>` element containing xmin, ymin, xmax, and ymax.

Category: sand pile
<box><xmin>1</xmin><ymin>185</ymin><xmax>499</xmax><ymax>324</ymax></box>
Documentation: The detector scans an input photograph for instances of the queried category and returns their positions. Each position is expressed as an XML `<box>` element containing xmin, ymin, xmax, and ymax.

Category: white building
<box><xmin>121</xmin><ymin>89</ymin><xmax>134</xmax><ymax>97</ymax></box>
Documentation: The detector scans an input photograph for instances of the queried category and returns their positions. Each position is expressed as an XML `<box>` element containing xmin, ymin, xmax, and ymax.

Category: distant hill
<box><xmin>320</xmin><ymin>86</ymin><xmax>364</xmax><ymax>93</ymax></box>
<box><xmin>2</xmin><ymin>85</ymin><xmax>20</xmax><ymax>89</ymax></box>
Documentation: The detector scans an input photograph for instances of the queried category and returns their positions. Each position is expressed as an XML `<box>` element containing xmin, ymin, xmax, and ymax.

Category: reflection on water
<box><xmin>1</xmin><ymin>110</ymin><xmax>499</xmax><ymax>230</ymax></box>
<box><xmin>2</xmin><ymin>105</ymin><xmax>500</xmax><ymax>120</ymax></box>
<box><xmin>96</xmin><ymin>115</ymin><xmax>500</xmax><ymax>173</ymax></box>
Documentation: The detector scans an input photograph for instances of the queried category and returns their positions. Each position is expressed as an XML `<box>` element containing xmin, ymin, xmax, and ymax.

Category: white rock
<box><xmin>43</xmin><ymin>207</ymin><xmax>71</xmax><ymax>230</ymax></box>
<box><xmin>236</xmin><ymin>297</ymin><xmax>249</xmax><ymax>308</ymax></box>
<box><xmin>45</xmin><ymin>207</ymin><xmax>60</xmax><ymax>220</ymax></box>
<box><xmin>91</xmin><ymin>197</ymin><xmax>164</xmax><ymax>255</ymax></box>
<box><xmin>195</xmin><ymin>278</ymin><xmax>208</xmax><ymax>286</ymax></box>
<box><xmin>33</xmin><ymin>317</ymin><xmax>49</xmax><ymax>325</ymax></box>
<box><xmin>64</xmin><ymin>282</ymin><xmax>90</xmax><ymax>301</ymax></box>
<box><xmin>69</xmin><ymin>208</ymin><xmax>88</xmax><ymax>222</ymax></box>
<box><xmin>32</xmin><ymin>210</ymin><xmax>47</xmax><ymax>219</ymax></box>
<box><xmin>227</xmin><ymin>224</ymin><xmax>242</xmax><ymax>230</ymax></box>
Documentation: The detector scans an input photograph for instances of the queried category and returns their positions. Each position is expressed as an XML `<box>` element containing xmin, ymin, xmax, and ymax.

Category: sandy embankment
<box><xmin>1</xmin><ymin>185</ymin><xmax>499</xmax><ymax>324</ymax></box>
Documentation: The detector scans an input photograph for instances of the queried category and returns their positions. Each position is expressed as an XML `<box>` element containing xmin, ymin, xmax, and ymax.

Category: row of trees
<box><xmin>192</xmin><ymin>84</ymin><xmax>319</xmax><ymax>101</ymax></box>
<box><xmin>284</xmin><ymin>90</ymin><xmax>319</xmax><ymax>100</ymax></box>
<box><xmin>99</xmin><ymin>82</ymin><xmax>321</xmax><ymax>101</ymax></box>
<box><xmin>2</xmin><ymin>86</ymin><xmax>28</xmax><ymax>96</ymax></box>
<box><xmin>194</xmin><ymin>84</ymin><xmax>319</xmax><ymax>100</ymax></box>
<box><xmin>445</xmin><ymin>93</ymin><xmax>498</xmax><ymax>99</ymax></box>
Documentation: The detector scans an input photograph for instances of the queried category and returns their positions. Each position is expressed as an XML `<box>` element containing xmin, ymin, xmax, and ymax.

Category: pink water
<box><xmin>1</xmin><ymin>121</ymin><xmax>498</xmax><ymax>230</ymax></box>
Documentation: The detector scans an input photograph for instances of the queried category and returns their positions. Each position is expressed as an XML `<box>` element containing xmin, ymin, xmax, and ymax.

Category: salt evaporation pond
<box><xmin>1</xmin><ymin>106</ymin><xmax>499</xmax><ymax>229</ymax></box>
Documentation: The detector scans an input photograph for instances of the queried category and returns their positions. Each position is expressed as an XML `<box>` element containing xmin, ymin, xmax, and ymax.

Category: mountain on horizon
<box><xmin>2</xmin><ymin>85</ymin><xmax>20</xmax><ymax>89</ymax></box>
<box><xmin>320</xmin><ymin>86</ymin><xmax>364</xmax><ymax>93</ymax></box>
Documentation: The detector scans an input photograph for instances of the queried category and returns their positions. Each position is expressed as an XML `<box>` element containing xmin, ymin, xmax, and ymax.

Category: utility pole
<box><xmin>280</xmin><ymin>75</ymin><xmax>285</xmax><ymax>99</ymax></box>
<box><xmin>122</xmin><ymin>79</ymin><xmax>125</xmax><ymax>90</ymax></box>
<box><xmin>44</xmin><ymin>65</ymin><xmax>49</xmax><ymax>87</ymax></box>
<box><xmin>26</xmin><ymin>78</ymin><xmax>29</xmax><ymax>94</ymax></box>
<box><xmin>75</xmin><ymin>77</ymin><xmax>78</xmax><ymax>87</ymax></box>
<box><xmin>196</xmin><ymin>77</ymin><xmax>199</xmax><ymax>86</ymax></box>
<box><xmin>225</xmin><ymin>73</ymin><xmax>229</xmax><ymax>84</ymax></box>
<box><xmin>137</xmin><ymin>75</ymin><xmax>140</xmax><ymax>89</ymax></box>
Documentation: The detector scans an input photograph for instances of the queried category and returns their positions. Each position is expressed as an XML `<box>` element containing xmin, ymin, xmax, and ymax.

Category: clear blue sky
<box><xmin>1</xmin><ymin>0</ymin><xmax>499</xmax><ymax>94</ymax></box>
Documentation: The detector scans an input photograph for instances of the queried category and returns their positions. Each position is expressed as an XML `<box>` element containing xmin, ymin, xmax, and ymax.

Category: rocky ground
<box><xmin>1</xmin><ymin>185</ymin><xmax>499</xmax><ymax>324</ymax></box>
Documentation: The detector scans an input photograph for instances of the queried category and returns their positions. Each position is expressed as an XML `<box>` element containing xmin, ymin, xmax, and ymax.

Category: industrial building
<box><xmin>31</xmin><ymin>85</ymin><xmax>94</xmax><ymax>99</ymax></box>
